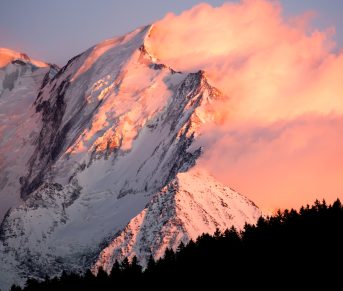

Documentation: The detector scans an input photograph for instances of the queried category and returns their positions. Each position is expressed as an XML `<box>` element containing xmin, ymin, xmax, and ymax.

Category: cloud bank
<box><xmin>147</xmin><ymin>0</ymin><xmax>343</xmax><ymax>211</ymax></box>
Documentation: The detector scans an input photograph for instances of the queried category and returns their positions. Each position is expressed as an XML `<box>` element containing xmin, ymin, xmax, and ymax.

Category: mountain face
<box><xmin>0</xmin><ymin>26</ymin><xmax>261</xmax><ymax>290</ymax></box>
<box><xmin>0</xmin><ymin>48</ymin><xmax>57</xmax><ymax>221</ymax></box>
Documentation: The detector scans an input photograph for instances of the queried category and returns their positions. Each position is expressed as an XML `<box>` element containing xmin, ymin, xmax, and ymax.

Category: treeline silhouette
<box><xmin>10</xmin><ymin>199</ymin><xmax>343</xmax><ymax>290</ymax></box>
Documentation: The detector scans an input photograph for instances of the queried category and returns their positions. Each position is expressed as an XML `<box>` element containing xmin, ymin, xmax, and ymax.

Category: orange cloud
<box><xmin>146</xmin><ymin>0</ymin><xmax>343</xmax><ymax>211</ymax></box>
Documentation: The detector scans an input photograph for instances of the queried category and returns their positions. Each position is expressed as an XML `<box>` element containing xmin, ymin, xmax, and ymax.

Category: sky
<box><xmin>0</xmin><ymin>0</ymin><xmax>342</xmax><ymax>66</ymax></box>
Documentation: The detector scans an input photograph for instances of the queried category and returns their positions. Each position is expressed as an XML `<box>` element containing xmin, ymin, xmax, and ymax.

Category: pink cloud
<box><xmin>196</xmin><ymin>114</ymin><xmax>343</xmax><ymax>212</ymax></box>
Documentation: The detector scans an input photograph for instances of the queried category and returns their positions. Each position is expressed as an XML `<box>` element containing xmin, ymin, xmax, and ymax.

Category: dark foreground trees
<box><xmin>11</xmin><ymin>199</ymin><xmax>343</xmax><ymax>290</ymax></box>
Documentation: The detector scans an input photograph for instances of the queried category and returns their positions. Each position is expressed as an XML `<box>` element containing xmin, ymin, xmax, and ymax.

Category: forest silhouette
<box><xmin>9</xmin><ymin>199</ymin><xmax>343</xmax><ymax>290</ymax></box>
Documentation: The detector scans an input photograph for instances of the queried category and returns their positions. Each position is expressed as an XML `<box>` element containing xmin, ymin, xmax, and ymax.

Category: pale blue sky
<box><xmin>0</xmin><ymin>0</ymin><xmax>342</xmax><ymax>65</ymax></box>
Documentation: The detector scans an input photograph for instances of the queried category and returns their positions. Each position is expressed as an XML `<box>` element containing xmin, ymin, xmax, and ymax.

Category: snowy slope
<box><xmin>0</xmin><ymin>26</ymin><xmax>261</xmax><ymax>290</ymax></box>
<box><xmin>94</xmin><ymin>169</ymin><xmax>261</xmax><ymax>272</ymax></box>
<box><xmin>0</xmin><ymin>48</ymin><xmax>57</xmax><ymax>220</ymax></box>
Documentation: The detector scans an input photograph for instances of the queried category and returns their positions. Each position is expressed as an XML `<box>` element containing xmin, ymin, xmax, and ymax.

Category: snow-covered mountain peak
<box><xmin>0</xmin><ymin>47</ymin><xmax>48</xmax><ymax>69</ymax></box>
<box><xmin>0</xmin><ymin>25</ymin><xmax>260</xmax><ymax>291</ymax></box>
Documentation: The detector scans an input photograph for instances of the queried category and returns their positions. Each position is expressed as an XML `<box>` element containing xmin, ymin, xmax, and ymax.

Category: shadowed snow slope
<box><xmin>0</xmin><ymin>48</ymin><xmax>56</xmax><ymax>221</ymax></box>
<box><xmin>0</xmin><ymin>26</ymin><xmax>260</xmax><ymax>290</ymax></box>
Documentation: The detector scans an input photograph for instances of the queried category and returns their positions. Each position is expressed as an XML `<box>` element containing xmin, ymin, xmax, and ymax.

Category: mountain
<box><xmin>0</xmin><ymin>48</ymin><xmax>57</xmax><ymax>221</ymax></box>
<box><xmin>0</xmin><ymin>26</ymin><xmax>261</xmax><ymax>290</ymax></box>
